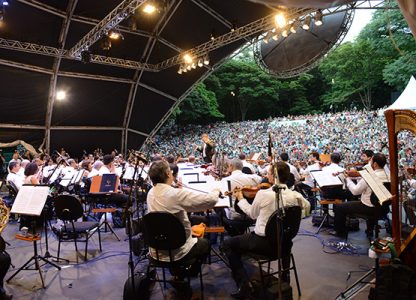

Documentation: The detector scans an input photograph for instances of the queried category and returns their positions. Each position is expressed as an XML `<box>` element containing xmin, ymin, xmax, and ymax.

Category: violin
<box><xmin>232</xmin><ymin>182</ymin><xmax>272</xmax><ymax>217</ymax></box>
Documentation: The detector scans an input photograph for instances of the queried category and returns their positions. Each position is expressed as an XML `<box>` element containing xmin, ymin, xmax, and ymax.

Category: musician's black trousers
<box><xmin>334</xmin><ymin>201</ymin><xmax>375</xmax><ymax>235</ymax></box>
<box><xmin>221</xmin><ymin>232</ymin><xmax>275</xmax><ymax>286</ymax></box>
<box><xmin>0</xmin><ymin>251</ymin><xmax>11</xmax><ymax>290</ymax></box>
<box><xmin>170</xmin><ymin>238</ymin><xmax>210</xmax><ymax>278</ymax></box>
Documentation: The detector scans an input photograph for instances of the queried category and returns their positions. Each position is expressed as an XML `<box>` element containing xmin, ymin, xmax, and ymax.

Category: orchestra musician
<box><xmin>220</xmin><ymin>158</ymin><xmax>262</xmax><ymax>236</ymax></box>
<box><xmin>24</xmin><ymin>162</ymin><xmax>40</xmax><ymax>185</ymax></box>
<box><xmin>280</xmin><ymin>152</ymin><xmax>301</xmax><ymax>187</ymax></box>
<box><xmin>195</xmin><ymin>133</ymin><xmax>215</xmax><ymax>163</ymax></box>
<box><xmin>361</xmin><ymin>149</ymin><xmax>374</xmax><ymax>167</ymax></box>
<box><xmin>220</xmin><ymin>162</ymin><xmax>310</xmax><ymax>299</ymax></box>
<box><xmin>146</xmin><ymin>160</ymin><xmax>221</xmax><ymax>291</ymax></box>
<box><xmin>297</xmin><ymin>151</ymin><xmax>321</xmax><ymax>210</ymax></box>
<box><xmin>332</xmin><ymin>153</ymin><xmax>389</xmax><ymax>238</ymax></box>
<box><xmin>6</xmin><ymin>161</ymin><xmax>23</xmax><ymax>191</ymax></box>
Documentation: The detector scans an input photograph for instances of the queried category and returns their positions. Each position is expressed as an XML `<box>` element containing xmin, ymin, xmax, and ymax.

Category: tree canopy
<box><xmin>171</xmin><ymin>5</ymin><xmax>415</xmax><ymax>124</ymax></box>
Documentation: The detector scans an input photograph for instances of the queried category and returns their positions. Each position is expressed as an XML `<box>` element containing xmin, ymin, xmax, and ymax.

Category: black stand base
<box><xmin>7</xmin><ymin>252</ymin><xmax>61</xmax><ymax>288</ymax></box>
<box><xmin>336</xmin><ymin>268</ymin><xmax>375</xmax><ymax>300</ymax></box>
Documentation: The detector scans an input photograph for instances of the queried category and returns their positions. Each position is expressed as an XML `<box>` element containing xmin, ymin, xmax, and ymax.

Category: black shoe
<box><xmin>230</xmin><ymin>282</ymin><xmax>253</xmax><ymax>299</ymax></box>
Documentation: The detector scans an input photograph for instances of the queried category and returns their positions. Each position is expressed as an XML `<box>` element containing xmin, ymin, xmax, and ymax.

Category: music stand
<box><xmin>7</xmin><ymin>185</ymin><xmax>61</xmax><ymax>288</ymax></box>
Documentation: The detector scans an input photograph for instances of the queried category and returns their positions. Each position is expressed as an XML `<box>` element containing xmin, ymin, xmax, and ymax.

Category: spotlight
<box><xmin>302</xmin><ymin>16</ymin><xmax>312</xmax><ymax>30</ymax></box>
<box><xmin>263</xmin><ymin>31</ymin><xmax>273</xmax><ymax>43</ymax></box>
<box><xmin>186</xmin><ymin>64</ymin><xmax>192</xmax><ymax>71</ymax></box>
<box><xmin>203</xmin><ymin>56</ymin><xmax>209</xmax><ymax>65</ymax></box>
<box><xmin>101</xmin><ymin>35</ymin><xmax>111</xmax><ymax>50</ymax></box>
<box><xmin>230</xmin><ymin>91</ymin><xmax>235</xmax><ymax>97</ymax></box>
<box><xmin>2</xmin><ymin>1</ymin><xmax>8</xmax><ymax>6</ymax></box>
<box><xmin>183</xmin><ymin>53</ymin><xmax>193</xmax><ymax>64</ymax></box>
<box><xmin>56</xmin><ymin>90</ymin><xmax>66</xmax><ymax>101</ymax></box>
<box><xmin>191</xmin><ymin>63</ymin><xmax>196</xmax><ymax>69</ymax></box>
<box><xmin>290</xmin><ymin>21</ymin><xmax>299</xmax><ymax>34</ymax></box>
<box><xmin>315</xmin><ymin>10</ymin><xmax>323</xmax><ymax>26</ymax></box>
<box><xmin>274</xmin><ymin>13</ymin><xmax>286</xmax><ymax>28</ymax></box>
<box><xmin>210</xmin><ymin>29</ymin><xmax>216</xmax><ymax>41</ymax></box>
<box><xmin>177</xmin><ymin>66</ymin><xmax>183</xmax><ymax>74</ymax></box>
<box><xmin>80</xmin><ymin>50</ymin><xmax>91</xmax><ymax>64</ymax></box>
<box><xmin>183</xmin><ymin>66</ymin><xmax>188</xmax><ymax>73</ymax></box>
<box><xmin>282</xmin><ymin>29</ymin><xmax>288</xmax><ymax>37</ymax></box>
<box><xmin>272</xmin><ymin>33</ymin><xmax>278</xmax><ymax>41</ymax></box>
<box><xmin>197</xmin><ymin>59</ymin><xmax>203</xmax><ymax>67</ymax></box>
<box><xmin>143</xmin><ymin>3</ymin><xmax>156</xmax><ymax>14</ymax></box>
<box><xmin>108</xmin><ymin>30</ymin><xmax>123</xmax><ymax>40</ymax></box>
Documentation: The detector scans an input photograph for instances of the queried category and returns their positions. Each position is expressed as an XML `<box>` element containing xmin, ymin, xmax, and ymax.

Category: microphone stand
<box><xmin>271</xmin><ymin>144</ymin><xmax>285</xmax><ymax>300</ymax></box>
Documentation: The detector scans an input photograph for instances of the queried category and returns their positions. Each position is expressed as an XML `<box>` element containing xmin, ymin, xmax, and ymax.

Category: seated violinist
<box><xmin>220</xmin><ymin>162</ymin><xmax>309</xmax><ymax>299</ymax></box>
<box><xmin>219</xmin><ymin>158</ymin><xmax>262</xmax><ymax>236</ymax></box>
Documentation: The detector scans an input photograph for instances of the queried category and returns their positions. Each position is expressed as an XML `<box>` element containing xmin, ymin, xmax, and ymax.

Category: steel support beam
<box><xmin>0</xmin><ymin>58</ymin><xmax>53</xmax><ymax>75</ymax></box>
<box><xmin>51</xmin><ymin>126</ymin><xmax>123</xmax><ymax>130</ymax></box>
<box><xmin>0</xmin><ymin>124</ymin><xmax>45</xmax><ymax>130</ymax></box>
<box><xmin>122</xmin><ymin>0</ymin><xmax>181</xmax><ymax>153</ymax></box>
<box><xmin>45</xmin><ymin>0</ymin><xmax>78</xmax><ymax>152</ymax></box>
<box><xmin>127</xmin><ymin>128</ymin><xmax>149</xmax><ymax>137</ymax></box>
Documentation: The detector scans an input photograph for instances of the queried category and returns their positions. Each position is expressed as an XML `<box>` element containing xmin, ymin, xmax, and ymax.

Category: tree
<box><xmin>175</xmin><ymin>83</ymin><xmax>223</xmax><ymax>124</ymax></box>
<box><xmin>319</xmin><ymin>40</ymin><xmax>385</xmax><ymax>110</ymax></box>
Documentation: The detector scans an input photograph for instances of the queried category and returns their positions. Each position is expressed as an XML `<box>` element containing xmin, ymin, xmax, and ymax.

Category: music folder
<box><xmin>310</xmin><ymin>170</ymin><xmax>343</xmax><ymax>188</ymax></box>
<box><xmin>90</xmin><ymin>174</ymin><xmax>119</xmax><ymax>193</ymax></box>
<box><xmin>11</xmin><ymin>185</ymin><xmax>49</xmax><ymax>216</ymax></box>
<box><xmin>359</xmin><ymin>165</ymin><xmax>392</xmax><ymax>205</ymax></box>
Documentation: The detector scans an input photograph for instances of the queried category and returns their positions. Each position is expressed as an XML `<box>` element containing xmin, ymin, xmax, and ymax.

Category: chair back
<box><xmin>142</xmin><ymin>212</ymin><xmax>186</xmax><ymax>251</ymax></box>
<box><xmin>265</xmin><ymin>206</ymin><xmax>302</xmax><ymax>259</ymax></box>
<box><xmin>54</xmin><ymin>194</ymin><xmax>84</xmax><ymax>221</ymax></box>
<box><xmin>6</xmin><ymin>182</ymin><xmax>18</xmax><ymax>198</ymax></box>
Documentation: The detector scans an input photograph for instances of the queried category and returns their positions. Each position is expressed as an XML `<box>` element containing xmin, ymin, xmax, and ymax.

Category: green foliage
<box><xmin>383</xmin><ymin>52</ymin><xmax>416</xmax><ymax>90</ymax></box>
<box><xmin>175</xmin><ymin>83</ymin><xmax>224</xmax><ymax>125</ymax></box>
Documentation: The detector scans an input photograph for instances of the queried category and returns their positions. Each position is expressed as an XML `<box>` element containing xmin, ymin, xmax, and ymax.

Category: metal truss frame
<box><xmin>69</xmin><ymin>0</ymin><xmax>146</xmax><ymax>58</ymax></box>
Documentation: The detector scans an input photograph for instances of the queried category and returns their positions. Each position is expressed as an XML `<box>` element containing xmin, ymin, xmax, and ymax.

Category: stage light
<box><xmin>272</xmin><ymin>33</ymin><xmax>278</xmax><ymax>41</ymax></box>
<box><xmin>315</xmin><ymin>10</ymin><xmax>323</xmax><ymax>26</ymax></box>
<box><xmin>210</xmin><ymin>29</ymin><xmax>216</xmax><ymax>41</ymax></box>
<box><xmin>101</xmin><ymin>35</ymin><xmax>111</xmax><ymax>50</ymax></box>
<box><xmin>230</xmin><ymin>91</ymin><xmax>235</xmax><ymax>96</ymax></box>
<box><xmin>274</xmin><ymin>13</ymin><xmax>286</xmax><ymax>29</ymax></box>
<box><xmin>80</xmin><ymin>50</ymin><xmax>91</xmax><ymax>64</ymax></box>
<box><xmin>263</xmin><ymin>31</ymin><xmax>273</xmax><ymax>43</ymax></box>
<box><xmin>108</xmin><ymin>30</ymin><xmax>122</xmax><ymax>40</ymax></box>
<box><xmin>177</xmin><ymin>66</ymin><xmax>183</xmax><ymax>74</ymax></box>
<box><xmin>191</xmin><ymin>63</ymin><xmax>196</xmax><ymax>69</ymax></box>
<box><xmin>143</xmin><ymin>3</ymin><xmax>156</xmax><ymax>14</ymax></box>
<box><xmin>56</xmin><ymin>90</ymin><xmax>66</xmax><ymax>101</ymax></box>
<box><xmin>282</xmin><ymin>29</ymin><xmax>288</xmax><ymax>37</ymax></box>
<box><xmin>183</xmin><ymin>53</ymin><xmax>193</xmax><ymax>64</ymax></box>
<box><xmin>2</xmin><ymin>1</ymin><xmax>8</xmax><ymax>6</ymax></box>
<box><xmin>197</xmin><ymin>59</ymin><xmax>203</xmax><ymax>67</ymax></box>
<box><xmin>302</xmin><ymin>16</ymin><xmax>312</xmax><ymax>30</ymax></box>
<box><xmin>203</xmin><ymin>56</ymin><xmax>209</xmax><ymax>65</ymax></box>
<box><xmin>290</xmin><ymin>21</ymin><xmax>299</xmax><ymax>34</ymax></box>
<box><xmin>186</xmin><ymin>64</ymin><xmax>191</xmax><ymax>71</ymax></box>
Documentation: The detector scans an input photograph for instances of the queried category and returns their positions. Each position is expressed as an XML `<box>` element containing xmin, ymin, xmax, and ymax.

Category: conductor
<box><xmin>196</xmin><ymin>133</ymin><xmax>215</xmax><ymax>163</ymax></box>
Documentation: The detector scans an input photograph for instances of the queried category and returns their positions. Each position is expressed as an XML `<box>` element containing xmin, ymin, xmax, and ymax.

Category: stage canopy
<box><xmin>387</xmin><ymin>76</ymin><xmax>416</xmax><ymax>110</ymax></box>
<box><xmin>0</xmin><ymin>0</ymin><xmax>410</xmax><ymax>157</ymax></box>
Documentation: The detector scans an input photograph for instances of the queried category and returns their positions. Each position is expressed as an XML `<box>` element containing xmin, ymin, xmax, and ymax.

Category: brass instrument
<box><xmin>0</xmin><ymin>198</ymin><xmax>10</xmax><ymax>252</ymax></box>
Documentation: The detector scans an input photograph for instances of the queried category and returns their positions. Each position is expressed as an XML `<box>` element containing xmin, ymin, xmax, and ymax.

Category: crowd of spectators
<box><xmin>151</xmin><ymin>109</ymin><xmax>416</xmax><ymax>166</ymax></box>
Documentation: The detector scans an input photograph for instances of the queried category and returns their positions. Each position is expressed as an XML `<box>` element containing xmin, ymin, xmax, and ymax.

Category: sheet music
<box><xmin>310</xmin><ymin>170</ymin><xmax>343</xmax><ymax>187</ymax></box>
<box><xmin>11</xmin><ymin>185</ymin><xmax>49</xmax><ymax>216</ymax></box>
<box><xmin>251</xmin><ymin>153</ymin><xmax>261</xmax><ymax>161</ymax></box>
<box><xmin>48</xmin><ymin>167</ymin><xmax>61</xmax><ymax>184</ymax></box>
<box><xmin>60</xmin><ymin>170</ymin><xmax>75</xmax><ymax>187</ymax></box>
<box><xmin>360</xmin><ymin>165</ymin><xmax>392</xmax><ymax>204</ymax></box>
<box><xmin>122</xmin><ymin>166</ymin><xmax>149</xmax><ymax>180</ymax></box>
<box><xmin>71</xmin><ymin>170</ymin><xmax>84</xmax><ymax>185</ymax></box>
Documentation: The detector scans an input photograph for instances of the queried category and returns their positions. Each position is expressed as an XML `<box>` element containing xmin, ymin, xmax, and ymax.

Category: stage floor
<box><xmin>1</xmin><ymin>215</ymin><xmax>377</xmax><ymax>300</ymax></box>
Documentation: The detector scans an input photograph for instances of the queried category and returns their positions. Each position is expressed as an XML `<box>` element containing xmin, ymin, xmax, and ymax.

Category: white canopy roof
<box><xmin>387</xmin><ymin>76</ymin><xmax>416</xmax><ymax>110</ymax></box>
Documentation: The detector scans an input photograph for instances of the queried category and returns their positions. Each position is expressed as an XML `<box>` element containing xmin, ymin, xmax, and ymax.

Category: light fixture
<box><xmin>302</xmin><ymin>16</ymin><xmax>312</xmax><ymax>30</ymax></box>
<box><xmin>80</xmin><ymin>50</ymin><xmax>91</xmax><ymax>64</ymax></box>
<box><xmin>101</xmin><ymin>35</ymin><xmax>111</xmax><ymax>50</ymax></box>
<box><xmin>108</xmin><ymin>30</ymin><xmax>122</xmax><ymax>40</ymax></box>
<box><xmin>203</xmin><ymin>55</ymin><xmax>209</xmax><ymax>65</ymax></box>
<box><xmin>2</xmin><ymin>1</ymin><xmax>8</xmax><ymax>6</ymax></box>
<box><xmin>315</xmin><ymin>10</ymin><xmax>323</xmax><ymax>26</ymax></box>
<box><xmin>56</xmin><ymin>90</ymin><xmax>66</xmax><ymax>101</ymax></box>
<box><xmin>290</xmin><ymin>20</ymin><xmax>299</xmax><ymax>34</ymax></box>
<box><xmin>177</xmin><ymin>66</ymin><xmax>183</xmax><ymax>74</ymax></box>
<box><xmin>183</xmin><ymin>53</ymin><xmax>193</xmax><ymax>64</ymax></box>
<box><xmin>274</xmin><ymin>13</ymin><xmax>286</xmax><ymax>29</ymax></box>
<box><xmin>191</xmin><ymin>63</ymin><xmax>196</xmax><ymax>69</ymax></box>
<box><xmin>263</xmin><ymin>31</ymin><xmax>273</xmax><ymax>43</ymax></box>
<box><xmin>210</xmin><ymin>29</ymin><xmax>216</xmax><ymax>41</ymax></box>
<box><xmin>143</xmin><ymin>3</ymin><xmax>156</xmax><ymax>14</ymax></box>
<box><xmin>230</xmin><ymin>91</ymin><xmax>235</xmax><ymax>96</ymax></box>
<box><xmin>281</xmin><ymin>29</ymin><xmax>288</xmax><ymax>37</ymax></box>
<box><xmin>186</xmin><ymin>64</ymin><xmax>192</xmax><ymax>71</ymax></box>
<box><xmin>197</xmin><ymin>59</ymin><xmax>203</xmax><ymax>67</ymax></box>
<box><xmin>272</xmin><ymin>33</ymin><xmax>278</xmax><ymax>41</ymax></box>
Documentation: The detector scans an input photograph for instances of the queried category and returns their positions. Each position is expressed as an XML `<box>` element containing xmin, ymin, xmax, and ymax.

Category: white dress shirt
<box><xmin>98</xmin><ymin>165</ymin><xmax>112</xmax><ymax>175</ymax></box>
<box><xmin>6</xmin><ymin>172</ymin><xmax>24</xmax><ymax>191</ymax></box>
<box><xmin>303</xmin><ymin>162</ymin><xmax>321</xmax><ymax>187</ymax></box>
<box><xmin>286</xmin><ymin>162</ymin><xmax>301</xmax><ymax>184</ymax></box>
<box><xmin>346</xmin><ymin>169</ymin><xmax>388</xmax><ymax>207</ymax></box>
<box><xmin>237</xmin><ymin>185</ymin><xmax>310</xmax><ymax>236</ymax></box>
<box><xmin>242</xmin><ymin>160</ymin><xmax>256</xmax><ymax>174</ymax></box>
<box><xmin>147</xmin><ymin>183</ymin><xmax>219</xmax><ymax>262</ymax></box>
<box><xmin>322</xmin><ymin>163</ymin><xmax>345</xmax><ymax>174</ymax></box>
<box><xmin>221</xmin><ymin>170</ymin><xmax>262</xmax><ymax>220</ymax></box>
